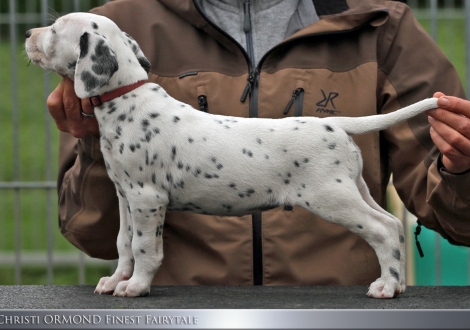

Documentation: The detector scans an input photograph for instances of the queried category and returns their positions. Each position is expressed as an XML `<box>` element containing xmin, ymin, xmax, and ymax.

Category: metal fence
<box><xmin>0</xmin><ymin>0</ymin><xmax>469</xmax><ymax>286</ymax></box>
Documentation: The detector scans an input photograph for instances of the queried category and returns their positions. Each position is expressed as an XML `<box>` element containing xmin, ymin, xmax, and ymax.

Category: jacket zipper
<box><xmin>283</xmin><ymin>88</ymin><xmax>305</xmax><ymax>116</ymax></box>
<box><xmin>244</xmin><ymin>0</ymin><xmax>262</xmax><ymax>286</ymax></box>
<box><xmin>198</xmin><ymin>95</ymin><xmax>209</xmax><ymax>112</ymax></box>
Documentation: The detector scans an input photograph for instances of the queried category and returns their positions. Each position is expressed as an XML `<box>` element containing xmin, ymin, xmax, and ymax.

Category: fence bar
<box><xmin>466</xmin><ymin>0</ymin><xmax>470</xmax><ymax>99</ymax></box>
<box><xmin>428</xmin><ymin>0</ymin><xmax>442</xmax><ymax>286</ymax></box>
<box><xmin>39</xmin><ymin>0</ymin><xmax>54</xmax><ymax>286</ymax></box>
<box><xmin>9</xmin><ymin>0</ymin><xmax>22</xmax><ymax>286</ymax></box>
<box><xmin>466</xmin><ymin>0</ymin><xmax>470</xmax><ymax>285</ymax></box>
<box><xmin>73</xmin><ymin>0</ymin><xmax>87</xmax><ymax>285</ymax></box>
<box><xmin>0</xmin><ymin>182</ymin><xmax>56</xmax><ymax>189</ymax></box>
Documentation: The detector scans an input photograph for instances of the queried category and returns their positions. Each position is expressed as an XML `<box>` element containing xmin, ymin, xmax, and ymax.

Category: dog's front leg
<box><xmin>95</xmin><ymin>194</ymin><xmax>134</xmax><ymax>294</ymax></box>
<box><xmin>113</xmin><ymin>202</ymin><xmax>166</xmax><ymax>297</ymax></box>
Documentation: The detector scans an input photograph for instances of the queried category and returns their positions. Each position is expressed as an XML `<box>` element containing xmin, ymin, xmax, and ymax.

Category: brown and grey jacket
<box><xmin>58</xmin><ymin>0</ymin><xmax>470</xmax><ymax>286</ymax></box>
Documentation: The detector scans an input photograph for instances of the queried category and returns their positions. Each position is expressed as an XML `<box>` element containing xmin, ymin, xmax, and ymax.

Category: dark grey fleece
<box><xmin>199</xmin><ymin>0</ymin><xmax>319</xmax><ymax>66</ymax></box>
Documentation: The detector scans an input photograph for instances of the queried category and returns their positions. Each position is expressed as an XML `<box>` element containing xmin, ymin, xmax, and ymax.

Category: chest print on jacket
<box><xmin>26</xmin><ymin>12</ymin><xmax>439</xmax><ymax>298</ymax></box>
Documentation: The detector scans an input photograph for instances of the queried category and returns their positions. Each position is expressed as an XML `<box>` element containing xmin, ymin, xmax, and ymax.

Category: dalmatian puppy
<box><xmin>26</xmin><ymin>12</ymin><xmax>439</xmax><ymax>298</ymax></box>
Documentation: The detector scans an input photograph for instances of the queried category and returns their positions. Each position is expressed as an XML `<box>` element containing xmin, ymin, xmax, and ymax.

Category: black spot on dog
<box><xmin>173</xmin><ymin>116</ymin><xmax>180</xmax><ymax>123</ymax></box>
<box><xmin>80</xmin><ymin>70</ymin><xmax>103</xmax><ymax>92</ymax></box>
<box><xmin>305</xmin><ymin>201</ymin><xmax>310</xmax><ymax>207</ymax></box>
<box><xmin>92</xmin><ymin>22</ymin><xmax>98</xmax><ymax>29</ymax></box>
<box><xmin>328</xmin><ymin>143</ymin><xmax>337</xmax><ymax>150</ymax></box>
<box><xmin>118</xmin><ymin>113</ymin><xmax>127</xmax><ymax>121</ymax></box>
<box><xmin>129</xmin><ymin>144</ymin><xmax>135</xmax><ymax>152</ymax></box>
<box><xmin>141</xmin><ymin>119</ymin><xmax>150</xmax><ymax>131</ymax></box>
<box><xmin>178</xmin><ymin>162</ymin><xmax>184</xmax><ymax>169</ymax></box>
<box><xmin>140</xmin><ymin>249</ymin><xmax>146</xmax><ymax>254</ymax></box>
<box><xmin>229</xmin><ymin>183</ymin><xmax>236</xmax><ymax>189</ymax></box>
<box><xmin>171</xmin><ymin>146</ymin><xmax>177</xmax><ymax>161</ymax></box>
<box><xmin>149</xmin><ymin>113</ymin><xmax>160</xmax><ymax>119</ymax></box>
<box><xmin>335</xmin><ymin>160</ymin><xmax>340</xmax><ymax>165</ymax></box>
<box><xmin>216</xmin><ymin>164</ymin><xmax>223</xmax><ymax>170</ymax></box>
<box><xmin>336</xmin><ymin>179</ymin><xmax>342</xmax><ymax>183</ymax></box>
<box><xmin>188</xmin><ymin>138</ymin><xmax>194</xmax><ymax>143</ymax></box>
<box><xmin>119</xmin><ymin>143</ymin><xmax>124</xmax><ymax>154</ymax></box>
<box><xmin>357</xmin><ymin>224</ymin><xmax>363</xmax><ymax>229</ymax></box>
<box><xmin>91</xmin><ymin>39</ymin><xmax>119</xmax><ymax>78</ymax></box>
<box><xmin>79</xmin><ymin>33</ymin><xmax>90</xmax><ymax>59</ymax></box>
<box><xmin>256</xmin><ymin>138</ymin><xmax>262</xmax><ymax>144</ymax></box>
<box><xmin>284</xmin><ymin>179</ymin><xmax>290</xmax><ymax>184</ymax></box>
<box><xmin>138</xmin><ymin>181</ymin><xmax>144</xmax><ymax>188</ymax></box>
<box><xmin>294</xmin><ymin>161</ymin><xmax>300</xmax><ymax>167</ymax></box>
<box><xmin>393</xmin><ymin>249</ymin><xmax>401</xmax><ymax>261</ymax></box>
<box><xmin>138</xmin><ymin>57</ymin><xmax>151</xmax><ymax>73</ymax></box>
<box><xmin>325</xmin><ymin>125</ymin><xmax>334</xmax><ymax>132</ymax></box>
<box><xmin>399</xmin><ymin>235</ymin><xmax>405</xmax><ymax>243</ymax></box>
<box><xmin>152</xmin><ymin>173</ymin><xmax>156</xmax><ymax>184</ymax></box>
<box><xmin>389</xmin><ymin>267</ymin><xmax>399</xmax><ymax>281</ymax></box>
<box><xmin>137</xmin><ymin>230</ymin><xmax>142</xmax><ymax>237</ymax></box>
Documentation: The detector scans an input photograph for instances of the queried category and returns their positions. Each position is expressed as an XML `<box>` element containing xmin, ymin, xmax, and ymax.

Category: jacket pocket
<box><xmin>283</xmin><ymin>87</ymin><xmax>304</xmax><ymax>117</ymax></box>
<box><xmin>197</xmin><ymin>85</ymin><xmax>209</xmax><ymax>113</ymax></box>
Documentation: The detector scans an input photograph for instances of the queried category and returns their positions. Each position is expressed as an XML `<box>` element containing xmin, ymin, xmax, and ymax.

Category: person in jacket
<box><xmin>47</xmin><ymin>0</ymin><xmax>470</xmax><ymax>286</ymax></box>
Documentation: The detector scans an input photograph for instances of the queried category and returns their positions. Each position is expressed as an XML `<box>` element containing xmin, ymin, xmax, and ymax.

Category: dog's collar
<box><xmin>89</xmin><ymin>80</ymin><xmax>147</xmax><ymax>107</ymax></box>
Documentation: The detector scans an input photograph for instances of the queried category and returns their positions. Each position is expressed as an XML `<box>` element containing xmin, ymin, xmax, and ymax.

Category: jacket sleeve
<box><xmin>378</xmin><ymin>2</ymin><xmax>470</xmax><ymax>246</ymax></box>
<box><xmin>57</xmin><ymin>132</ymin><xmax>119</xmax><ymax>259</ymax></box>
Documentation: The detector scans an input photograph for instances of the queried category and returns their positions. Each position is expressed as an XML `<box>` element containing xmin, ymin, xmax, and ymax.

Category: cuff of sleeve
<box><xmin>79</xmin><ymin>135</ymin><xmax>103</xmax><ymax>161</ymax></box>
<box><xmin>435</xmin><ymin>154</ymin><xmax>470</xmax><ymax>203</ymax></box>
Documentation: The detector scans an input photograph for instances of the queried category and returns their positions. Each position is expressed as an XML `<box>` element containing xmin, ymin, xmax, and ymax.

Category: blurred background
<box><xmin>0</xmin><ymin>0</ymin><xmax>469</xmax><ymax>286</ymax></box>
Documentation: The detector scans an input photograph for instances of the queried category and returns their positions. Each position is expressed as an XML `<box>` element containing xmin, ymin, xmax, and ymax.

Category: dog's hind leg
<box><xmin>356</xmin><ymin>176</ymin><xmax>406</xmax><ymax>294</ymax></box>
<box><xmin>301</xmin><ymin>179</ymin><xmax>404</xmax><ymax>298</ymax></box>
<box><xmin>113</xmin><ymin>194</ymin><xmax>166</xmax><ymax>297</ymax></box>
<box><xmin>95</xmin><ymin>194</ymin><xmax>134</xmax><ymax>294</ymax></box>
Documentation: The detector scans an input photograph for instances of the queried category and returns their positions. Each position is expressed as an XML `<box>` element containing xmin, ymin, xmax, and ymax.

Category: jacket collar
<box><xmin>157</xmin><ymin>0</ymin><xmax>390</xmax><ymax>41</ymax></box>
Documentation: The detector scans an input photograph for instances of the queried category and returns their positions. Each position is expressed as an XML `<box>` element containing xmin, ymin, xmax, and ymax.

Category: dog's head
<box><xmin>25</xmin><ymin>12</ymin><xmax>151</xmax><ymax>98</ymax></box>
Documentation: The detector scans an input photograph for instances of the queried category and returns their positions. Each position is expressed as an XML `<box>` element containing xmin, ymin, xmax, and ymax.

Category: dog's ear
<box><xmin>74</xmin><ymin>32</ymin><xmax>119</xmax><ymax>98</ymax></box>
<box><xmin>122</xmin><ymin>32</ymin><xmax>151</xmax><ymax>73</ymax></box>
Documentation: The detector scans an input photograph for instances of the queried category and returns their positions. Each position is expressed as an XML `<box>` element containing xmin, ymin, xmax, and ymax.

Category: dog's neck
<box><xmin>88</xmin><ymin>80</ymin><xmax>147</xmax><ymax>108</ymax></box>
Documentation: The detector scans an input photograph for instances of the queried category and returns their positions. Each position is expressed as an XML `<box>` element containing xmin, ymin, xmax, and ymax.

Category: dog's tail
<box><xmin>324</xmin><ymin>98</ymin><xmax>438</xmax><ymax>135</ymax></box>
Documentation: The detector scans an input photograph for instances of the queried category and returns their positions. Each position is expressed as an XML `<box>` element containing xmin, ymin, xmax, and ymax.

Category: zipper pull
<box><xmin>283</xmin><ymin>88</ymin><xmax>304</xmax><ymax>115</ymax></box>
<box><xmin>198</xmin><ymin>95</ymin><xmax>208</xmax><ymax>112</ymax></box>
<box><xmin>240</xmin><ymin>84</ymin><xmax>251</xmax><ymax>103</ymax></box>
<box><xmin>243</xmin><ymin>0</ymin><xmax>251</xmax><ymax>33</ymax></box>
<box><xmin>240</xmin><ymin>69</ymin><xmax>258</xmax><ymax>103</ymax></box>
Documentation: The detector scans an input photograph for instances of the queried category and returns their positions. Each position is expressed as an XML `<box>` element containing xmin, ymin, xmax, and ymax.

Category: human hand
<box><xmin>47</xmin><ymin>76</ymin><xmax>100</xmax><ymax>138</ymax></box>
<box><xmin>426</xmin><ymin>92</ymin><xmax>470</xmax><ymax>173</ymax></box>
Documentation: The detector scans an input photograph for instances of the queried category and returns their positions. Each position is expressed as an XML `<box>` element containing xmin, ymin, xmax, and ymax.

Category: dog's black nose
<box><xmin>25</xmin><ymin>30</ymin><xmax>32</xmax><ymax>38</ymax></box>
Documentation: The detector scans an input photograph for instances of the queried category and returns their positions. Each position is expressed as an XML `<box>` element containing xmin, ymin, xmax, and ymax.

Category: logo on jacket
<box><xmin>316</xmin><ymin>90</ymin><xmax>341</xmax><ymax>115</ymax></box>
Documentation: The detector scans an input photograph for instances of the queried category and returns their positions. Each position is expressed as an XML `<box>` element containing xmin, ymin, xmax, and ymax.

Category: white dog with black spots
<box><xmin>25</xmin><ymin>12</ymin><xmax>439</xmax><ymax>298</ymax></box>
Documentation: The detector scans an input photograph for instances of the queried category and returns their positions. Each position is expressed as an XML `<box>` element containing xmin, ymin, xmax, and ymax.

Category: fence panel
<box><xmin>0</xmin><ymin>0</ymin><xmax>468</xmax><ymax>286</ymax></box>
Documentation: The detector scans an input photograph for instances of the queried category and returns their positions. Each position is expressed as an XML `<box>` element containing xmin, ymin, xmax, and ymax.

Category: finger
<box><xmin>79</xmin><ymin>97</ymin><xmax>101</xmax><ymax>134</ymax></box>
<box><xmin>431</xmin><ymin>127</ymin><xmax>470</xmax><ymax>172</ymax></box>
<box><xmin>435</xmin><ymin>95</ymin><xmax>470</xmax><ymax>118</ymax></box>
<box><xmin>433</xmin><ymin>91</ymin><xmax>445</xmax><ymax>99</ymax></box>
<box><xmin>47</xmin><ymin>79</ymin><xmax>67</xmax><ymax>123</ymax></box>
<box><xmin>428</xmin><ymin>116</ymin><xmax>470</xmax><ymax>156</ymax></box>
<box><xmin>62</xmin><ymin>77</ymin><xmax>82</xmax><ymax>123</ymax></box>
<box><xmin>428</xmin><ymin>107</ymin><xmax>470</xmax><ymax>140</ymax></box>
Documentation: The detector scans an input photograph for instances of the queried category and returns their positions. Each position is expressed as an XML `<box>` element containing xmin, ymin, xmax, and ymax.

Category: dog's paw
<box><xmin>95</xmin><ymin>275</ymin><xmax>127</xmax><ymax>295</ymax></box>
<box><xmin>113</xmin><ymin>278</ymin><xmax>150</xmax><ymax>297</ymax></box>
<box><xmin>367</xmin><ymin>278</ymin><xmax>403</xmax><ymax>299</ymax></box>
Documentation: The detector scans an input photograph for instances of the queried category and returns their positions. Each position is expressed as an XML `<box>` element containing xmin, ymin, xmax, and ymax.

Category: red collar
<box><xmin>89</xmin><ymin>80</ymin><xmax>147</xmax><ymax>107</ymax></box>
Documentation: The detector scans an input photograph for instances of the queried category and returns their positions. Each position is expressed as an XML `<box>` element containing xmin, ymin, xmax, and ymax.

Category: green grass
<box><xmin>0</xmin><ymin>15</ymin><xmax>467</xmax><ymax>285</ymax></box>
<box><xmin>0</xmin><ymin>265</ymin><xmax>111</xmax><ymax>285</ymax></box>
